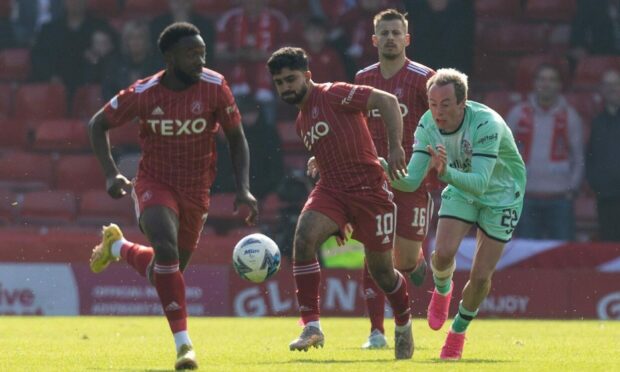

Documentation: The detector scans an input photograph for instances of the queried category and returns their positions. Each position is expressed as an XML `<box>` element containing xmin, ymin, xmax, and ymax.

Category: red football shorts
<box><xmin>392</xmin><ymin>188</ymin><xmax>433</xmax><ymax>241</ymax></box>
<box><xmin>131</xmin><ymin>176</ymin><xmax>208</xmax><ymax>252</ymax></box>
<box><xmin>302</xmin><ymin>182</ymin><xmax>397</xmax><ymax>252</ymax></box>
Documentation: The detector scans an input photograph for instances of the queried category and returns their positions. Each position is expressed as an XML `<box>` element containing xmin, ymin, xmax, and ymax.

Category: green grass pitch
<box><xmin>0</xmin><ymin>317</ymin><xmax>617</xmax><ymax>371</ymax></box>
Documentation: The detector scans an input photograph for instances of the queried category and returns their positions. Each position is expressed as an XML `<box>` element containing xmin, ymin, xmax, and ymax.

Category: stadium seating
<box><xmin>547</xmin><ymin>24</ymin><xmax>571</xmax><ymax>54</ymax></box>
<box><xmin>524</xmin><ymin>0</ymin><xmax>577</xmax><ymax>22</ymax></box>
<box><xmin>514</xmin><ymin>54</ymin><xmax>570</xmax><ymax>93</ymax></box>
<box><xmin>87</xmin><ymin>0</ymin><xmax>121</xmax><ymax>18</ymax></box>
<box><xmin>71</xmin><ymin>84</ymin><xmax>104</xmax><ymax>120</ymax></box>
<box><xmin>472</xmin><ymin>55</ymin><xmax>518</xmax><ymax>90</ymax></box>
<box><xmin>194</xmin><ymin>0</ymin><xmax>233</xmax><ymax>16</ymax></box>
<box><xmin>0</xmin><ymin>48</ymin><xmax>31</xmax><ymax>81</ymax></box>
<box><xmin>474</xmin><ymin>0</ymin><xmax>521</xmax><ymax>19</ymax></box>
<box><xmin>0</xmin><ymin>117</ymin><xmax>28</xmax><ymax>148</ymax></box>
<box><xmin>0</xmin><ymin>83</ymin><xmax>12</xmax><ymax>118</ymax></box>
<box><xmin>76</xmin><ymin>189</ymin><xmax>135</xmax><ymax>226</ymax></box>
<box><xmin>282</xmin><ymin>153</ymin><xmax>309</xmax><ymax>172</ymax></box>
<box><xmin>573</xmin><ymin>56</ymin><xmax>620</xmax><ymax>89</ymax></box>
<box><xmin>276</xmin><ymin>121</ymin><xmax>304</xmax><ymax>152</ymax></box>
<box><xmin>108</xmin><ymin>122</ymin><xmax>140</xmax><ymax>147</ymax></box>
<box><xmin>477</xmin><ymin>22</ymin><xmax>548</xmax><ymax>54</ymax></box>
<box><xmin>18</xmin><ymin>190</ymin><xmax>77</xmax><ymax>225</ymax></box>
<box><xmin>123</xmin><ymin>0</ymin><xmax>168</xmax><ymax>18</ymax></box>
<box><xmin>14</xmin><ymin>83</ymin><xmax>67</xmax><ymax>126</ymax></box>
<box><xmin>0</xmin><ymin>188</ymin><xmax>15</xmax><ymax>224</ymax></box>
<box><xmin>0</xmin><ymin>151</ymin><xmax>54</xmax><ymax>191</ymax></box>
<box><xmin>482</xmin><ymin>90</ymin><xmax>523</xmax><ymax>118</ymax></box>
<box><xmin>0</xmin><ymin>0</ymin><xmax>10</xmax><ymax>17</ymax></box>
<box><xmin>54</xmin><ymin>155</ymin><xmax>106</xmax><ymax>192</ymax></box>
<box><xmin>260</xmin><ymin>193</ymin><xmax>284</xmax><ymax>224</ymax></box>
<box><xmin>565</xmin><ymin>91</ymin><xmax>603</xmax><ymax>140</ymax></box>
<box><xmin>33</xmin><ymin>119</ymin><xmax>90</xmax><ymax>152</ymax></box>
<box><xmin>205</xmin><ymin>192</ymin><xmax>242</xmax><ymax>233</ymax></box>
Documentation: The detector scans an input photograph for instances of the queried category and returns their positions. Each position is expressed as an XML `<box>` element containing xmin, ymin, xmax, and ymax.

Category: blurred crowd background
<box><xmin>0</xmin><ymin>0</ymin><xmax>619</xmax><ymax>260</ymax></box>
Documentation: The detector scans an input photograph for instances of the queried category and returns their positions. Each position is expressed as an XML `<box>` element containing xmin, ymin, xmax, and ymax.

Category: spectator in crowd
<box><xmin>404</xmin><ymin>0</ymin><xmax>475</xmax><ymax>75</ymax></box>
<box><xmin>150</xmin><ymin>0</ymin><xmax>215</xmax><ymax>67</ymax></box>
<box><xmin>586</xmin><ymin>69</ymin><xmax>620</xmax><ymax>242</ymax></box>
<box><xmin>507</xmin><ymin>64</ymin><xmax>584</xmax><ymax>240</ymax></box>
<box><xmin>215</xmin><ymin>0</ymin><xmax>289</xmax><ymax>125</ymax></box>
<box><xmin>11</xmin><ymin>0</ymin><xmax>63</xmax><ymax>46</ymax></box>
<box><xmin>102</xmin><ymin>20</ymin><xmax>161</xmax><ymax>100</ymax></box>
<box><xmin>30</xmin><ymin>0</ymin><xmax>115</xmax><ymax>95</ymax></box>
<box><xmin>302</xmin><ymin>17</ymin><xmax>347</xmax><ymax>83</ymax></box>
<box><xmin>83</xmin><ymin>28</ymin><xmax>117</xmax><ymax>84</ymax></box>
<box><xmin>213</xmin><ymin>96</ymin><xmax>284</xmax><ymax>200</ymax></box>
<box><xmin>570</xmin><ymin>0</ymin><xmax>620</xmax><ymax>61</ymax></box>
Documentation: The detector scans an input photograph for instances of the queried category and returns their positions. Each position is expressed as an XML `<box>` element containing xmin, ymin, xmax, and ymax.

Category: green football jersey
<box><xmin>391</xmin><ymin>100</ymin><xmax>526</xmax><ymax>206</ymax></box>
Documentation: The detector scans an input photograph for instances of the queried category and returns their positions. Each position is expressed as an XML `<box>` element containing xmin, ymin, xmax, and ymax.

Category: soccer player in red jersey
<box><xmin>88</xmin><ymin>23</ymin><xmax>258</xmax><ymax>370</ymax></box>
<box><xmin>267</xmin><ymin>47</ymin><xmax>414</xmax><ymax>359</ymax></box>
<box><xmin>353</xmin><ymin>9</ymin><xmax>435</xmax><ymax>349</ymax></box>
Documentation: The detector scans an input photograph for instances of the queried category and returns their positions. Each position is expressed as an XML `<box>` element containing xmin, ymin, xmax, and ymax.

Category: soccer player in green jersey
<box><xmin>384</xmin><ymin>68</ymin><xmax>526</xmax><ymax>360</ymax></box>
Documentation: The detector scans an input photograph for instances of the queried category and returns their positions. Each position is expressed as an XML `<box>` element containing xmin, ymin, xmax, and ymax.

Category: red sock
<box><xmin>121</xmin><ymin>243</ymin><xmax>154</xmax><ymax>278</ymax></box>
<box><xmin>385</xmin><ymin>271</ymin><xmax>411</xmax><ymax>326</ymax></box>
<box><xmin>363</xmin><ymin>260</ymin><xmax>385</xmax><ymax>334</ymax></box>
<box><xmin>153</xmin><ymin>261</ymin><xmax>187</xmax><ymax>333</ymax></box>
<box><xmin>293</xmin><ymin>259</ymin><xmax>321</xmax><ymax>324</ymax></box>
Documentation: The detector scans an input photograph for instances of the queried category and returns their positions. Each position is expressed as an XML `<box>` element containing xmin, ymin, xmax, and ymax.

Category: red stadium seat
<box><xmin>573</xmin><ymin>56</ymin><xmax>620</xmax><ymax>89</ymax></box>
<box><xmin>77</xmin><ymin>189</ymin><xmax>135</xmax><ymax>226</ymax></box>
<box><xmin>108</xmin><ymin>122</ymin><xmax>140</xmax><ymax>148</ymax></box>
<box><xmin>14</xmin><ymin>83</ymin><xmax>67</xmax><ymax>126</ymax></box>
<box><xmin>0</xmin><ymin>117</ymin><xmax>28</xmax><ymax>148</ymax></box>
<box><xmin>0</xmin><ymin>151</ymin><xmax>54</xmax><ymax>191</ymax></box>
<box><xmin>206</xmin><ymin>192</ymin><xmax>243</xmax><ymax>233</ymax></box>
<box><xmin>87</xmin><ymin>0</ymin><xmax>121</xmax><ymax>18</ymax></box>
<box><xmin>0</xmin><ymin>188</ymin><xmax>16</xmax><ymax>224</ymax></box>
<box><xmin>282</xmin><ymin>153</ymin><xmax>309</xmax><ymax>172</ymax></box>
<box><xmin>72</xmin><ymin>84</ymin><xmax>104</xmax><ymax>119</ymax></box>
<box><xmin>0</xmin><ymin>83</ymin><xmax>12</xmax><ymax>118</ymax></box>
<box><xmin>260</xmin><ymin>192</ymin><xmax>284</xmax><ymax>224</ymax></box>
<box><xmin>574</xmin><ymin>192</ymin><xmax>597</xmax><ymax>232</ymax></box>
<box><xmin>123</xmin><ymin>0</ymin><xmax>168</xmax><ymax>18</ymax></box>
<box><xmin>0</xmin><ymin>48</ymin><xmax>31</xmax><ymax>81</ymax></box>
<box><xmin>54</xmin><ymin>155</ymin><xmax>106</xmax><ymax>192</ymax></box>
<box><xmin>18</xmin><ymin>190</ymin><xmax>77</xmax><ymax>225</ymax></box>
<box><xmin>524</xmin><ymin>0</ymin><xmax>577</xmax><ymax>22</ymax></box>
<box><xmin>475</xmin><ymin>0</ymin><xmax>521</xmax><ymax>19</ymax></box>
<box><xmin>0</xmin><ymin>0</ymin><xmax>11</xmax><ymax>17</ymax></box>
<box><xmin>193</xmin><ymin>0</ymin><xmax>233</xmax><ymax>16</ymax></box>
<box><xmin>276</xmin><ymin>121</ymin><xmax>304</xmax><ymax>152</ymax></box>
<box><xmin>472</xmin><ymin>55</ymin><xmax>518</xmax><ymax>90</ymax></box>
<box><xmin>477</xmin><ymin>22</ymin><xmax>549</xmax><ymax>54</ymax></box>
<box><xmin>514</xmin><ymin>54</ymin><xmax>570</xmax><ymax>93</ymax></box>
<box><xmin>482</xmin><ymin>90</ymin><xmax>523</xmax><ymax>118</ymax></box>
<box><xmin>33</xmin><ymin>119</ymin><xmax>90</xmax><ymax>152</ymax></box>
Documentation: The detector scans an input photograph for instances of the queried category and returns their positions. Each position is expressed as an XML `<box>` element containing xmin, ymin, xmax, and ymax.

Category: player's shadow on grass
<box><xmin>421</xmin><ymin>358</ymin><xmax>509</xmax><ymax>364</ymax></box>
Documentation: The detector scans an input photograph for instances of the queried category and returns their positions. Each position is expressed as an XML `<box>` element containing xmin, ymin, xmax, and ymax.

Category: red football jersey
<box><xmin>355</xmin><ymin>59</ymin><xmax>434</xmax><ymax>161</ymax></box>
<box><xmin>296</xmin><ymin>82</ymin><xmax>386</xmax><ymax>192</ymax></box>
<box><xmin>103</xmin><ymin>69</ymin><xmax>241</xmax><ymax>205</ymax></box>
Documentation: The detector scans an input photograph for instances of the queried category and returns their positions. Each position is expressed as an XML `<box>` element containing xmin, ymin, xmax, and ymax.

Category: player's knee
<box><xmin>368</xmin><ymin>266</ymin><xmax>395</xmax><ymax>291</ymax></box>
<box><xmin>151</xmin><ymin>238</ymin><xmax>179</xmax><ymax>263</ymax></box>
<box><xmin>293</xmin><ymin>228</ymin><xmax>317</xmax><ymax>257</ymax></box>
<box><xmin>469</xmin><ymin>272</ymin><xmax>492</xmax><ymax>289</ymax></box>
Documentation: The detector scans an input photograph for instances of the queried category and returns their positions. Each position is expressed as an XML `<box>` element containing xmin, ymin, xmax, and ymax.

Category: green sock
<box><xmin>433</xmin><ymin>273</ymin><xmax>452</xmax><ymax>295</ymax></box>
<box><xmin>451</xmin><ymin>301</ymin><xmax>478</xmax><ymax>333</ymax></box>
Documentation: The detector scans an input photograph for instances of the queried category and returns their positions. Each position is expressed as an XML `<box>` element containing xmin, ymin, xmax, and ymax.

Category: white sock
<box><xmin>111</xmin><ymin>238</ymin><xmax>129</xmax><ymax>258</ymax></box>
<box><xmin>174</xmin><ymin>330</ymin><xmax>192</xmax><ymax>352</ymax></box>
<box><xmin>395</xmin><ymin>319</ymin><xmax>412</xmax><ymax>332</ymax></box>
<box><xmin>306</xmin><ymin>321</ymin><xmax>321</xmax><ymax>330</ymax></box>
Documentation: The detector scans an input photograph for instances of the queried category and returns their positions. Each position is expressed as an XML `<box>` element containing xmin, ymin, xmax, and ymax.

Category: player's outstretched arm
<box><xmin>223</xmin><ymin>125</ymin><xmax>258</xmax><ymax>225</ymax></box>
<box><xmin>380</xmin><ymin>150</ymin><xmax>431</xmax><ymax>192</ymax></box>
<box><xmin>367</xmin><ymin>89</ymin><xmax>406</xmax><ymax>180</ymax></box>
<box><xmin>88</xmin><ymin>109</ymin><xmax>130</xmax><ymax>199</ymax></box>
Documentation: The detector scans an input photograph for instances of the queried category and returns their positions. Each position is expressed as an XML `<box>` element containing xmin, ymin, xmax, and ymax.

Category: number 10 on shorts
<box><xmin>375</xmin><ymin>213</ymin><xmax>394</xmax><ymax>236</ymax></box>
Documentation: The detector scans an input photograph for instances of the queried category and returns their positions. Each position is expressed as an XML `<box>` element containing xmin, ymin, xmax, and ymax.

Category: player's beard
<box><xmin>281</xmin><ymin>84</ymin><xmax>308</xmax><ymax>105</ymax></box>
<box><xmin>174</xmin><ymin>66</ymin><xmax>199</xmax><ymax>86</ymax></box>
<box><xmin>381</xmin><ymin>49</ymin><xmax>402</xmax><ymax>61</ymax></box>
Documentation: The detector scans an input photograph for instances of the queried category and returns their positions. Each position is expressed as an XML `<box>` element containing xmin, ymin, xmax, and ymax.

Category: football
<box><xmin>232</xmin><ymin>233</ymin><xmax>281</xmax><ymax>283</ymax></box>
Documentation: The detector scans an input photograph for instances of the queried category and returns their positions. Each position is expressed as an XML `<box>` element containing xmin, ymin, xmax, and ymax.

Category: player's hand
<box><xmin>106</xmin><ymin>174</ymin><xmax>131</xmax><ymax>199</ymax></box>
<box><xmin>427</xmin><ymin>144</ymin><xmax>447</xmax><ymax>176</ymax></box>
<box><xmin>234</xmin><ymin>190</ymin><xmax>259</xmax><ymax>226</ymax></box>
<box><xmin>306</xmin><ymin>156</ymin><xmax>320</xmax><ymax>179</ymax></box>
<box><xmin>387</xmin><ymin>146</ymin><xmax>407</xmax><ymax>181</ymax></box>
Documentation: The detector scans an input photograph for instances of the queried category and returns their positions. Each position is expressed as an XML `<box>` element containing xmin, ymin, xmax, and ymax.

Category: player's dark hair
<box><xmin>267</xmin><ymin>47</ymin><xmax>309</xmax><ymax>75</ymax></box>
<box><xmin>373</xmin><ymin>9</ymin><xmax>408</xmax><ymax>31</ymax></box>
<box><xmin>158</xmin><ymin>22</ymin><xmax>200</xmax><ymax>54</ymax></box>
